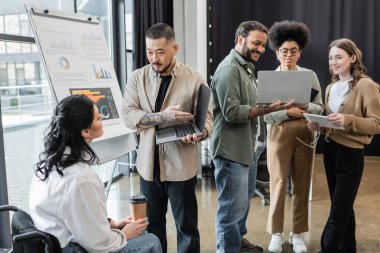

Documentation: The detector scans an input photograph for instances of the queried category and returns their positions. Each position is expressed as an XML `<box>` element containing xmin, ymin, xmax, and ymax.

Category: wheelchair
<box><xmin>0</xmin><ymin>205</ymin><xmax>86</xmax><ymax>253</ymax></box>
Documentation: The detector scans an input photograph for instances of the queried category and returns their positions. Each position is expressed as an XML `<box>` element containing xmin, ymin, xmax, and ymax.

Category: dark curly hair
<box><xmin>35</xmin><ymin>94</ymin><xmax>99</xmax><ymax>181</ymax></box>
<box><xmin>268</xmin><ymin>20</ymin><xmax>311</xmax><ymax>50</ymax></box>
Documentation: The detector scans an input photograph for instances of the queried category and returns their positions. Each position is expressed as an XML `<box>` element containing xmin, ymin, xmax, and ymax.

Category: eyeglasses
<box><xmin>296</xmin><ymin>130</ymin><xmax>320</xmax><ymax>149</ymax></box>
<box><xmin>278</xmin><ymin>48</ymin><xmax>300</xmax><ymax>56</ymax></box>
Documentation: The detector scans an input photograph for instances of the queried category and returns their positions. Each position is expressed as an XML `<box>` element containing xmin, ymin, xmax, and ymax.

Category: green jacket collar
<box><xmin>230</xmin><ymin>49</ymin><xmax>255</xmax><ymax>75</ymax></box>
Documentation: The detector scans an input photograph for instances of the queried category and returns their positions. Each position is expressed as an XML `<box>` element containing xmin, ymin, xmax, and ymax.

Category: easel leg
<box><xmin>104</xmin><ymin>160</ymin><xmax>123</xmax><ymax>200</ymax></box>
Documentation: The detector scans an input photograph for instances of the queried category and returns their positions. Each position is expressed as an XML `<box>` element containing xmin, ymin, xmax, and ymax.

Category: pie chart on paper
<box><xmin>59</xmin><ymin>56</ymin><xmax>70</xmax><ymax>70</ymax></box>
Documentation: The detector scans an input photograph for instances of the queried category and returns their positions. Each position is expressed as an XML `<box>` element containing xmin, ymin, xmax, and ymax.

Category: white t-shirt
<box><xmin>29</xmin><ymin>159</ymin><xmax>127</xmax><ymax>252</ymax></box>
<box><xmin>328</xmin><ymin>79</ymin><xmax>351</xmax><ymax>113</ymax></box>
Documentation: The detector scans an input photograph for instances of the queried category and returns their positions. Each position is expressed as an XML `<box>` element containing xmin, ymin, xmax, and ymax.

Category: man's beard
<box><xmin>152</xmin><ymin>57</ymin><xmax>173</xmax><ymax>75</ymax></box>
<box><xmin>241</xmin><ymin>42</ymin><xmax>262</xmax><ymax>62</ymax></box>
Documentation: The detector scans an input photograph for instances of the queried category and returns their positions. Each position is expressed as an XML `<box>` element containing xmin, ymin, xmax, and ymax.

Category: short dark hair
<box><xmin>146</xmin><ymin>23</ymin><xmax>175</xmax><ymax>41</ymax></box>
<box><xmin>35</xmin><ymin>94</ymin><xmax>98</xmax><ymax>181</ymax></box>
<box><xmin>234</xmin><ymin>21</ymin><xmax>268</xmax><ymax>44</ymax></box>
<box><xmin>268</xmin><ymin>20</ymin><xmax>311</xmax><ymax>50</ymax></box>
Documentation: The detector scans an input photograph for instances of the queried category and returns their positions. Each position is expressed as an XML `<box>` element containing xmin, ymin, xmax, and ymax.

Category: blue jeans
<box><xmin>116</xmin><ymin>233</ymin><xmax>162</xmax><ymax>253</ymax></box>
<box><xmin>248</xmin><ymin>143</ymin><xmax>265</xmax><ymax>199</ymax></box>
<box><xmin>213</xmin><ymin>156</ymin><xmax>257</xmax><ymax>253</ymax></box>
<box><xmin>239</xmin><ymin>144</ymin><xmax>265</xmax><ymax>236</ymax></box>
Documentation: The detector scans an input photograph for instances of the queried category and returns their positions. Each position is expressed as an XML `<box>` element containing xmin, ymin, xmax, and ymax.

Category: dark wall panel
<box><xmin>208</xmin><ymin>0</ymin><xmax>380</xmax><ymax>155</ymax></box>
<box><xmin>133</xmin><ymin>0</ymin><xmax>173</xmax><ymax>69</ymax></box>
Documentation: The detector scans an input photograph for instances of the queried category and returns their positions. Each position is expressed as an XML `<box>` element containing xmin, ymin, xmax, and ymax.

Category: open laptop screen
<box><xmin>256</xmin><ymin>71</ymin><xmax>313</xmax><ymax>104</ymax></box>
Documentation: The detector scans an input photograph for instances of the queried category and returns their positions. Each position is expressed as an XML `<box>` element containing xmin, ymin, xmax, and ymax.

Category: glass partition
<box><xmin>1</xmin><ymin>0</ymin><xmax>126</xmax><ymax>214</ymax></box>
<box><xmin>0</xmin><ymin>0</ymin><xmax>61</xmax><ymax>212</ymax></box>
<box><xmin>0</xmin><ymin>1</ymin><xmax>59</xmax><ymax>36</ymax></box>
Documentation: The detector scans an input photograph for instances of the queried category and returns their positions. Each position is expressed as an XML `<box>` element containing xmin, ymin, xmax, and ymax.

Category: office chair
<box><xmin>0</xmin><ymin>205</ymin><xmax>88</xmax><ymax>253</ymax></box>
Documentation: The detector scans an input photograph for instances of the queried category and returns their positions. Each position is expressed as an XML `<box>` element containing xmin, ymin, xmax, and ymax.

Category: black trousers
<box><xmin>320</xmin><ymin>138</ymin><xmax>364</xmax><ymax>253</ymax></box>
<box><xmin>140</xmin><ymin>170</ymin><xmax>200</xmax><ymax>253</ymax></box>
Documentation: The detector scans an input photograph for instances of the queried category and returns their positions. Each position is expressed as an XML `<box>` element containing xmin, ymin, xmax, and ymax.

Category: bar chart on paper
<box><xmin>92</xmin><ymin>64</ymin><xmax>112</xmax><ymax>79</ymax></box>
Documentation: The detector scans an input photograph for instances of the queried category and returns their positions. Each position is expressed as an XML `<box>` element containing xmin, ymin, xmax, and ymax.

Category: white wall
<box><xmin>173</xmin><ymin>0</ymin><xmax>207</xmax><ymax>80</ymax></box>
<box><xmin>173</xmin><ymin>0</ymin><xmax>209</xmax><ymax>171</ymax></box>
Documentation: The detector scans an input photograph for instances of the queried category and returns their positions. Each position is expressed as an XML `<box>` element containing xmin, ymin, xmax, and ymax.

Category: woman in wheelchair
<box><xmin>29</xmin><ymin>94</ymin><xmax>162</xmax><ymax>253</ymax></box>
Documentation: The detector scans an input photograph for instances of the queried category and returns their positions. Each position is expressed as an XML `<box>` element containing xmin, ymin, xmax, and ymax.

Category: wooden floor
<box><xmin>106</xmin><ymin>154</ymin><xmax>380</xmax><ymax>253</ymax></box>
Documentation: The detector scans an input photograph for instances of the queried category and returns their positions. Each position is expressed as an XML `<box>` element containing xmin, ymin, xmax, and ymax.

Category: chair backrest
<box><xmin>11</xmin><ymin>209</ymin><xmax>62</xmax><ymax>253</ymax></box>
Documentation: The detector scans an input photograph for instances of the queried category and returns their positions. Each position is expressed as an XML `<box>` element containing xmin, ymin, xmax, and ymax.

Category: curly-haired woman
<box><xmin>264</xmin><ymin>20</ymin><xmax>324</xmax><ymax>253</ymax></box>
<box><xmin>29</xmin><ymin>94</ymin><xmax>161</xmax><ymax>253</ymax></box>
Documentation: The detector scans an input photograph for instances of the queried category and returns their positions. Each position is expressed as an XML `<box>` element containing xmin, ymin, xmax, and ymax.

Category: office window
<box><xmin>1</xmin><ymin>40</ymin><xmax>54</xmax><ymax>211</ymax></box>
<box><xmin>0</xmin><ymin>1</ymin><xmax>59</xmax><ymax>36</ymax></box>
<box><xmin>0</xmin><ymin>15</ymin><xmax>4</xmax><ymax>33</ymax></box>
<box><xmin>0</xmin><ymin>0</ymin><xmax>61</xmax><ymax>212</ymax></box>
<box><xmin>1</xmin><ymin>1</ymin><xmax>125</xmax><ymax>214</ymax></box>
<box><xmin>0</xmin><ymin>41</ymin><xmax>5</xmax><ymax>54</ymax></box>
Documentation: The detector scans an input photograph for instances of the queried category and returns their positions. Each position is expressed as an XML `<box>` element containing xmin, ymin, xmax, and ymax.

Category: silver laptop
<box><xmin>256</xmin><ymin>71</ymin><xmax>313</xmax><ymax>104</ymax></box>
<box><xmin>156</xmin><ymin>84</ymin><xmax>211</xmax><ymax>145</ymax></box>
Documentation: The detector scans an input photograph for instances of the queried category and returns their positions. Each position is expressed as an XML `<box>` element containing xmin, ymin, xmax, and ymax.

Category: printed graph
<box><xmin>92</xmin><ymin>64</ymin><xmax>112</xmax><ymax>79</ymax></box>
<box><xmin>70</xmin><ymin>88</ymin><xmax>119</xmax><ymax>120</ymax></box>
<box><xmin>59</xmin><ymin>56</ymin><xmax>70</xmax><ymax>70</ymax></box>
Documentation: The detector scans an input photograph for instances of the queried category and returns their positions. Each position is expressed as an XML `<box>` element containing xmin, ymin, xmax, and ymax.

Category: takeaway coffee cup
<box><xmin>129</xmin><ymin>195</ymin><xmax>147</xmax><ymax>221</ymax></box>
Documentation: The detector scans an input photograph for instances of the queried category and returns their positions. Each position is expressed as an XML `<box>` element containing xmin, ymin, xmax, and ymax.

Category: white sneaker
<box><xmin>289</xmin><ymin>232</ymin><xmax>307</xmax><ymax>253</ymax></box>
<box><xmin>268</xmin><ymin>233</ymin><xmax>284</xmax><ymax>253</ymax></box>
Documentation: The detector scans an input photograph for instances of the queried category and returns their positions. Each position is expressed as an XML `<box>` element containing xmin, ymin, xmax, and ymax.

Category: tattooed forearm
<box><xmin>139</xmin><ymin>112</ymin><xmax>164</xmax><ymax>127</ymax></box>
<box><xmin>139</xmin><ymin>112</ymin><xmax>175</xmax><ymax>128</ymax></box>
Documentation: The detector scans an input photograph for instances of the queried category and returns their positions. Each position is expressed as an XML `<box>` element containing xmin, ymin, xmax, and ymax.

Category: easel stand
<box><xmin>103</xmin><ymin>160</ymin><xmax>123</xmax><ymax>200</ymax></box>
<box><xmin>102</xmin><ymin>150</ymin><xmax>137</xmax><ymax>200</ymax></box>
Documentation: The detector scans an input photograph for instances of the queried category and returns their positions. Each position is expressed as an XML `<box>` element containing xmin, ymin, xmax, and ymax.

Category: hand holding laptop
<box><xmin>156</xmin><ymin>84</ymin><xmax>211</xmax><ymax>145</ymax></box>
<box><xmin>262</xmin><ymin>99</ymin><xmax>294</xmax><ymax>114</ymax></box>
<box><xmin>181</xmin><ymin>129</ymin><xmax>208</xmax><ymax>144</ymax></box>
<box><xmin>287</xmin><ymin>106</ymin><xmax>306</xmax><ymax>118</ymax></box>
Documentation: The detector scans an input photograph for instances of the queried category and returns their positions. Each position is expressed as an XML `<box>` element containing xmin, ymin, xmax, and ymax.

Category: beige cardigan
<box><xmin>323</xmin><ymin>77</ymin><xmax>380</xmax><ymax>148</ymax></box>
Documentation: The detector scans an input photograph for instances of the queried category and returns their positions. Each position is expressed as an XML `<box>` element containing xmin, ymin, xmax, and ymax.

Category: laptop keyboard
<box><xmin>174</xmin><ymin>124</ymin><xmax>195</xmax><ymax>138</ymax></box>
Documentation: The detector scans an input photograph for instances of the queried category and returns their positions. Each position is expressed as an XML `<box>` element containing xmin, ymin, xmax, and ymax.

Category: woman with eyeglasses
<box><xmin>264</xmin><ymin>20</ymin><xmax>324</xmax><ymax>253</ymax></box>
<box><xmin>307</xmin><ymin>39</ymin><xmax>380</xmax><ymax>253</ymax></box>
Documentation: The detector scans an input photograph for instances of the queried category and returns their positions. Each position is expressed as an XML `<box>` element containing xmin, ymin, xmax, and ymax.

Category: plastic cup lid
<box><xmin>129</xmin><ymin>195</ymin><xmax>147</xmax><ymax>203</ymax></box>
